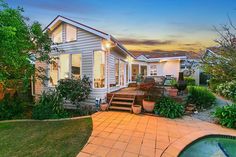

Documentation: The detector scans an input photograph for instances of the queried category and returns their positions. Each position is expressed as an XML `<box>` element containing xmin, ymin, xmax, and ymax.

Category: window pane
<box><xmin>94</xmin><ymin>51</ymin><xmax>105</xmax><ymax>88</ymax></box>
<box><xmin>51</xmin><ymin>25</ymin><xmax>62</xmax><ymax>43</ymax></box>
<box><xmin>132</xmin><ymin>64</ymin><xmax>139</xmax><ymax>81</ymax></box>
<box><xmin>60</xmin><ymin>54</ymin><xmax>70</xmax><ymax>79</ymax></box>
<box><xmin>120</xmin><ymin>61</ymin><xmax>125</xmax><ymax>86</ymax></box>
<box><xmin>66</xmin><ymin>24</ymin><xmax>77</xmax><ymax>42</ymax></box>
<box><xmin>49</xmin><ymin>59</ymin><xmax>58</xmax><ymax>86</ymax></box>
<box><xmin>115</xmin><ymin>59</ymin><xmax>119</xmax><ymax>85</ymax></box>
<box><xmin>71</xmin><ymin>54</ymin><xmax>81</xmax><ymax>79</ymax></box>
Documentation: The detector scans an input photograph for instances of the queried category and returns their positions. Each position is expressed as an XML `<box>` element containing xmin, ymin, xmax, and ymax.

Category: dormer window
<box><xmin>66</xmin><ymin>24</ymin><xmax>77</xmax><ymax>42</ymax></box>
<box><xmin>51</xmin><ymin>25</ymin><xmax>62</xmax><ymax>43</ymax></box>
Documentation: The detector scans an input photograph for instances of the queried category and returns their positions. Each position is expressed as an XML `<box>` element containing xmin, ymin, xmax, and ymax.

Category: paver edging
<box><xmin>161</xmin><ymin>130</ymin><xmax>236</xmax><ymax>157</ymax></box>
<box><xmin>0</xmin><ymin>115</ymin><xmax>91</xmax><ymax>123</ymax></box>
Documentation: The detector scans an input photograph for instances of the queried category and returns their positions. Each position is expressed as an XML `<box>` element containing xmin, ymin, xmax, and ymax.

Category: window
<box><xmin>49</xmin><ymin>59</ymin><xmax>59</xmax><ymax>86</ymax></box>
<box><xmin>132</xmin><ymin>64</ymin><xmax>139</xmax><ymax>81</ymax></box>
<box><xmin>66</xmin><ymin>24</ymin><xmax>77</xmax><ymax>42</ymax></box>
<box><xmin>115</xmin><ymin>59</ymin><xmax>119</xmax><ymax>85</ymax></box>
<box><xmin>51</xmin><ymin>25</ymin><xmax>62</xmax><ymax>43</ymax></box>
<box><xmin>150</xmin><ymin>65</ymin><xmax>157</xmax><ymax>76</ymax></box>
<box><xmin>60</xmin><ymin>54</ymin><xmax>70</xmax><ymax>79</ymax></box>
<box><xmin>94</xmin><ymin>51</ymin><xmax>105</xmax><ymax>88</ymax></box>
<box><xmin>71</xmin><ymin>54</ymin><xmax>81</xmax><ymax>79</ymax></box>
<box><xmin>141</xmin><ymin>65</ymin><xmax>147</xmax><ymax>77</ymax></box>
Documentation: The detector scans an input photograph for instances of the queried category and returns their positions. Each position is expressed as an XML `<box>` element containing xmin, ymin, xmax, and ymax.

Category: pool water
<box><xmin>179</xmin><ymin>136</ymin><xmax>236</xmax><ymax>157</ymax></box>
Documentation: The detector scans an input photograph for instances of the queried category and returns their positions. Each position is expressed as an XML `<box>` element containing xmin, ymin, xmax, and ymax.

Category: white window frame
<box><xmin>115</xmin><ymin>58</ymin><xmax>120</xmax><ymax>86</ymax></box>
<box><xmin>150</xmin><ymin>64</ymin><xmax>157</xmax><ymax>76</ymax></box>
<box><xmin>65</xmin><ymin>24</ymin><xmax>77</xmax><ymax>42</ymax></box>
<box><xmin>92</xmin><ymin>50</ymin><xmax>106</xmax><ymax>89</ymax></box>
<box><xmin>51</xmin><ymin>25</ymin><xmax>63</xmax><ymax>44</ymax></box>
<box><xmin>48</xmin><ymin>52</ymin><xmax>82</xmax><ymax>87</ymax></box>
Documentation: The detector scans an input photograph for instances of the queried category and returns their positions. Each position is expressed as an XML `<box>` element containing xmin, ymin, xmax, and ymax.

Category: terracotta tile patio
<box><xmin>77</xmin><ymin>111</ymin><xmax>236</xmax><ymax>157</ymax></box>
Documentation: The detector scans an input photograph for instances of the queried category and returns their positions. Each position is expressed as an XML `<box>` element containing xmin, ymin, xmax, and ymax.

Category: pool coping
<box><xmin>161</xmin><ymin>130</ymin><xmax>236</xmax><ymax>157</ymax></box>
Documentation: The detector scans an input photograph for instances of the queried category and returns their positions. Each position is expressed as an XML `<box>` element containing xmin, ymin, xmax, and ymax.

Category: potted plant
<box><xmin>142</xmin><ymin>84</ymin><xmax>155</xmax><ymax>112</ymax></box>
<box><xmin>168</xmin><ymin>79</ymin><xmax>178</xmax><ymax>97</ymax></box>
<box><xmin>132</xmin><ymin>105</ymin><xmax>142</xmax><ymax>114</ymax></box>
<box><xmin>100</xmin><ymin>103</ymin><xmax>108</xmax><ymax>111</ymax></box>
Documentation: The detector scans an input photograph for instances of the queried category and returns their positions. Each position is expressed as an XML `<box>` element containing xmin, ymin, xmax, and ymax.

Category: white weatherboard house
<box><xmin>35</xmin><ymin>15</ymin><xmax>194</xmax><ymax>105</ymax></box>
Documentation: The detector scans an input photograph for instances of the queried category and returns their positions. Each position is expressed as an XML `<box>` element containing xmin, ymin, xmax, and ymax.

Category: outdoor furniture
<box><xmin>139</xmin><ymin>77</ymin><xmax>155</xmax><ymax>91</ymax></box>
<box><xmin>153</xmin><ymin>76</ymin><xmax>165</xmax><ymax>86</ymax></box>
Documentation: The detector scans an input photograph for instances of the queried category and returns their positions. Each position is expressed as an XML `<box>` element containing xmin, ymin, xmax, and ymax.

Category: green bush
<box><xmin>32</xmin><ymin>90</ymin><xmax>69</xmax><ymax>120</ymax></box>
<box><xmin>214</xmin><ymin>104</ymin><xmax>236</xmax><ymax>128</ymax></box>
<box><xmin>0</xmin><ymin>94</ymin><xmax>26</xmax><ymax>120</ymax></box>
<box><xmin>184</xmin><ymin>77</ymin><xmax>195</xmax><ymax>86</ymax></box>
<box><xmin>56</xmin><ymin>76</ymin><xmax>91</xmax><ymax>104</ymax></box>
<box><xmin>208</xmin><ymin>78</ymin><xmax>221</xmax><ymax>92</ymax></box>
<box><xmin>154</xmin><ymin>97</ymin><xmax>184</xmax><ymax>119</ymax></box>
<box><xmin>187</xmin><ymin>86</ymin><xmax>216</xmax><ymax>109</ymax></box>
<box><xmin>216</xmin><ymin>81</ymin><xmax>236</xmax><ymax>102</ymax></box>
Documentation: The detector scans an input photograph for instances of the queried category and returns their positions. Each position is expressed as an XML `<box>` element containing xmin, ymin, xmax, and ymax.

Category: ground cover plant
<box><xmin>187</xmin><ymin>86</ymin><xmax>216</xmax><ymax>109</ymax></box>
<box><xmin>154</xmin><ymin>96</ymin><xmax>184</xmax><ymax>119</ymax></box>
<box><xmin>214</xmin><ymin>104</ymin><xmax>236</xmax><ymax>128</ymax></box>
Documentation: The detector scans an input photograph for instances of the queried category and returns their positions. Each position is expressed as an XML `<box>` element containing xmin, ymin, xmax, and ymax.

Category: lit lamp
<box><xmin>102</xmin><ymin>39</ymin><xmax>115</xmax><ymax>51</ymax></box>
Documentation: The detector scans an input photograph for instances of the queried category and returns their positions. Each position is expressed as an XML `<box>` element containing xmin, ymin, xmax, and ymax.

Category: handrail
<box><xmin>132</xmin><ymin>95</ymin><xmax>136</xmax><ymax>107</ymax></box>
<box><xmin>108</xmin><ymin>94</ymin><xmax>114</xmax><ymax>107</ymax></box>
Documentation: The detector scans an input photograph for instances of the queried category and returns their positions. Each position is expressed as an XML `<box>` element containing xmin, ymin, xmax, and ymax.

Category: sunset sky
<box><xmin>7</xmin><ymin>0</ymin><xmax>236</xmax><ymax>53</ymax></box>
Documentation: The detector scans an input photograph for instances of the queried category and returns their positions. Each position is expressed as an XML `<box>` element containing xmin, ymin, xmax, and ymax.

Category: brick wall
<box><xmin>34</xmin><ymin>61</ymin><xmax>47</xmax><ymax>100</ymax></box>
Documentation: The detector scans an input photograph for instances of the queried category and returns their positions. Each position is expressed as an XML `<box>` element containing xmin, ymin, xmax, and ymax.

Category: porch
<box><xmin>106</xmin><ymin>85</ymin><xmax>185</xmax><ymax>112</ymax></box>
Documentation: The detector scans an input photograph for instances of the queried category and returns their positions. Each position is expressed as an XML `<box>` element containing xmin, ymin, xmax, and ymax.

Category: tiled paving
<box><xmin>77</xmin><ymin>111</ymin><xmax>236</xmax><ymax>157</ymax></box>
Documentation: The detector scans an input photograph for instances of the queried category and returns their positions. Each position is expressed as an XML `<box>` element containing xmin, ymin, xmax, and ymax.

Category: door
<box><xmin>119</xmin><ymin>61</ymin><xmax>126</xmax><ymax>87</ymax></box>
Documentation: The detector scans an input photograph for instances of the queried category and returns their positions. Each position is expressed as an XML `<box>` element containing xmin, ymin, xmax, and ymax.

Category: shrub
<box><xmin>0</xmin><ymin>93</ymin><xmax>26</xmax><ymax>120</ymax></box>
<box><xmin>187</xmin><ymin>86</ymin><xmax>216</xmax><ymax>109</ymax></box>
<box><xmin>214</xmin><ymin>104</ymin><xmax>236</xmax><ymax>128</ymax></box>
<box><xmin>216</xmin><ymin>81</ymin><xmax>236</xmax><ymax>102</ymax></box>
<box><xmin>154</xmin><ymin>97</ymin><xmax>184</xmax><ymax>119</ymax></box>
<box><xmin>56</xmin><ymin>76</ymin><xmax>91</xmax><ymax>104</ymax></box>
<box><xmin>208</xmin><ymin>78</ymin><xmax>221</xmax><ymax>92</ymax></box>
<box><xmin>68</xmin><ymin>105</ymin><xmax>96</xmax><ymax>116</ymax></box>
<box><xmin>32</xmin><ymin>90</ymin><xmax>69</xmax><ymax>120</ymax></box>
<box><xmin>184</xmin><ymin>77</ymin><xmax>195</xmax><ymax>86</ymax></box>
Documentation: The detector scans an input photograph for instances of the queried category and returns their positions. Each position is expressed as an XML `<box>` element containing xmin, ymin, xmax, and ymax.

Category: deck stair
<box><xmin>108</xmin><ymin>94</ymin><xmax>135</xmax><ymax>112</ymax></box>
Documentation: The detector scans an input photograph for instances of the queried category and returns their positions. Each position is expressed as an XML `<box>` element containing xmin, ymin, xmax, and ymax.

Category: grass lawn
<box><xmin>0</xmin><ymin>118</ymin><xmax>92</xmax><ymax>157</ymax></box>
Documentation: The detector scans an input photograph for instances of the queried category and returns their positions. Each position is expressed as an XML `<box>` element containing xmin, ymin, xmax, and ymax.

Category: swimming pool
<box><xmin>179</xmin><ymin>135</ymin><xmax>236</xmax><ymax>157</ymax></box>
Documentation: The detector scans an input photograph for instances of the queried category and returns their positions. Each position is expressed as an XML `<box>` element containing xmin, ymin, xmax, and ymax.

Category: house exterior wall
<box><xmin>154</xmin><ymin>60</ymin><xmax>180</xmax><ymax>78</ymax></box>
<box><xmin>36</xmin><ymin>22</ymin><xmax>131</xmax><ymax>106</ymax></box>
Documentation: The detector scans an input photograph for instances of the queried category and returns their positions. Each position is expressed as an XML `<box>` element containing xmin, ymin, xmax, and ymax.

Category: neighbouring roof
<box><xmin>133</xmin><ymin>51</ymin><xmax>201</xmax><ymax>60</ymax></box>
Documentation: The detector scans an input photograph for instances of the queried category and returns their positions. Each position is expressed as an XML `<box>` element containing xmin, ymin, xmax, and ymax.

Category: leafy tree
<box><xmin>201</xmin><ymin>20</ymin><xmax>236</xmax><ymax>83</ymax></box>
<box><xmin>0</xmin><ymin>0</ymin><xmax>52</xmax><ymax>91</ymax></box>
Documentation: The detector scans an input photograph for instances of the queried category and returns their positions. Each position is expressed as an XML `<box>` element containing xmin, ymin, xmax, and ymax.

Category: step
<box><xmin>113</xmin><ymin>97</ymin><xmax>134</xmax><ymax>101</ymax></box>
<box><xmin>111</xmin><ymin>101</ymin><xmax>133</xmax><ymax>106</ymax></box>
<box><xmin>109</xmin><ymin>106</ymin><xmax>132</xmax><ymax>111</ymax></box>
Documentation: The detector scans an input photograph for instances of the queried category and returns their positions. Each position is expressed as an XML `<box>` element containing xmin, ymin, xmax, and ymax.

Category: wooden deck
<box><xmin>107</xmin><ymin>87</ymin><xmax>145</xmax><ymax>106</ymax></box>
<box><xmin>110</xmin><ymin>87</ymin><xmax>145</xmax><ymax>95</ymax></box>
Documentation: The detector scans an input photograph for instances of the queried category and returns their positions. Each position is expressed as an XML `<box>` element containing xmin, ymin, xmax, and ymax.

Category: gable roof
<box><xmin>133</xmin><ymin>51</ymin><xmax>200</xmax><ymax>61</ymax></box>
<box><xmin>45</xmin><ymin>15</ymin><xmax>136</xmax><ymax>58</ymax></box>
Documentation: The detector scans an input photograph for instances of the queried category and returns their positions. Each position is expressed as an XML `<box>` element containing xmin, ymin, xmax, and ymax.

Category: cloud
<box><xmin>118</xmin><ymin>38</ymin><xmax>176</xmax><ymax>46</ymax></box>
<box><xmin>169</xmin><ymin>21</ymin><xmax>214</xmax><ymax>33</ymax></box>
